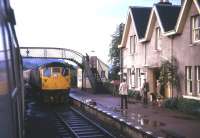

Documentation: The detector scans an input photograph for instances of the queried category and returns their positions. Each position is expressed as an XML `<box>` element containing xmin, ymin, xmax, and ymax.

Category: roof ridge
<box><xmin>155</xmin><ymin>4</ymin><xmax>181</xmax><ymax>7</ymax></box>
<box><xmin>129</xmin><ymin>6</ymin><xmax>151</xmax><ymax>9</ymax></box>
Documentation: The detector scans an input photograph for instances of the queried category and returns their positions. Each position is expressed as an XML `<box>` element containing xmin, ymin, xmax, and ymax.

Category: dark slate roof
<box><xmin>130</xmin><ymin>7</ymin><xmax>151</xmax><ymax>39</ymax></box>
<box><xmin>155</xmin><ymin>4</ymin><xmax>181</xmax><ymax>32</ymax></box>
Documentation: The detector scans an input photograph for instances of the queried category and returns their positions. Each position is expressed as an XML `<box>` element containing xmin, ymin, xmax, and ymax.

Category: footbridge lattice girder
<box><xmin>20</xmin><ymin>47</ymin><xmax>84</xmax><ymax>65</ymax></box>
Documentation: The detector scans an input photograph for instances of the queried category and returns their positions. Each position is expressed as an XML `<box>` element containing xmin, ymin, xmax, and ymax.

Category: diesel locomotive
<box><xmin>29</xmin><ymin>62</ymin><xmax>71</xmax><ymax>103</ymax></box>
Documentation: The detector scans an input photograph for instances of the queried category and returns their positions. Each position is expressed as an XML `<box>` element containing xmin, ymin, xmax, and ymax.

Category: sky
<box><xmin>10</xmin><ymin>0</ymin><xmax>181</xmax><ymax>65</ymax></box>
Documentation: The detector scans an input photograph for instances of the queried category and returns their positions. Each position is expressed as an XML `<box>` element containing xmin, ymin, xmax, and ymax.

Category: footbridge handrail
<box><xmin>20</xmin><ymin>46</ymin><xmax>84</xmax><ymax>58</ymax></box>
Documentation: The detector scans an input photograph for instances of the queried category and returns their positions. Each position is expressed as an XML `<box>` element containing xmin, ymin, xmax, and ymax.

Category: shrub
<box><xmin>163</xmin><ymin>98</ymin><xmax>178</xmax><ymax>109</ymax></box>
<box><xmin>128</xmin><ymin>89</ymin><xmax>141</xmax><ymax>100</ymax></box>
<box><xmin>164</xmin><ymin>98</ymin><xmax>200</xmax><ymax>116</ymax></box>
<box><xmin>176</xmin><ymin>98</ymin><xmax>200</xmax><ymax>116</ymax></box>
<box><xmin>103</xmin><ymin>82</ymin><xmax>118</xmax><ymax>95</ymax></box>
<box><xmin>128</xmin><ymin>89</ymin><xmax>135</xmax><ymax>97</ymax></box>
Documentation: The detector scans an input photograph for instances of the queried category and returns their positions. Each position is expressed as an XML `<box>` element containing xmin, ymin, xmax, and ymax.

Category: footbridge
<box><xmin>20</xmin><ymin>47</ymin><xmax>108</xmax><ymax>93</ymax></box>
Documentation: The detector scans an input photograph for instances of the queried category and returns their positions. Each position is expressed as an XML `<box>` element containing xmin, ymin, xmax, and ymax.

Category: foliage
<box><xmin>164</xmin><ymin>98</ymin><xmax>200</xmax><ymax>116</ymax></box>
<box><xmin>108</xmin><ymin>23</ymin><xmax>125</xmax><ymax>80</ymax></box>
<box><xmin>103</xmin><ymin>81</ymin><xmax>119</xmax><ymax>95</ymax></box>
<box><xmin>159</xmin><ymin>57</ymin><xmax>179</xmax><ymax>94</ymax></box>
<box><xmin>163</xmin><ymin>98</ymin><xmax>178</xmax><ymax>109</ymax></box>
<box><xmin>128</xmin><ymin>89</ymin><xmax>141</xmax><ymax>100</ymax></box>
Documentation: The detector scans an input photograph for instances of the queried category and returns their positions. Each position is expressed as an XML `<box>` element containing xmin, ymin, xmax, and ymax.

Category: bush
<box><xmin>164</xmin><ymin>98</ymin><xmax>178</xmax><ymax>109</ymax></box>
<box><xmin>176</xmin><ymin>98</ymin><xmax>200</xmax><ymax>116</ymax></box>
<box><xmin>128</xmin><ymin>89</ymin><xmax>141</xmax><ymax>100</ymax></box>
<box><xmin>164</xmin><ymin>98</ymin><xmax>200</xmax><ymax>116</ymax></box>
<box><xmin>103</xmin><ymin>82</ymin><xmax>118</xmax><ymax>95</ymax></box>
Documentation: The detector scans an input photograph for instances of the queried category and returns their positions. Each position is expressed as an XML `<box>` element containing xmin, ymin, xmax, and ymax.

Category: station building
<box><xmin>119</xmin><ymin>0</ymin><xmax>200</xmax><ymax>100</ymax></box>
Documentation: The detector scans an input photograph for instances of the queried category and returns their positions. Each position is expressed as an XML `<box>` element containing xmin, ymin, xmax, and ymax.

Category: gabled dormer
<box><xmin>119</xmin><ymin>6</ymin><xmax>151</xmax><ymax>48</ymax></box>
<box><xmin>166</xmin><ymin>0</ymin><xmax>200</xmax><ymax>36</ymax></box>
<box><xmin>140</xmin><ymin>1</ymin><xmax>181</xmax><ymax>42</ymax></box>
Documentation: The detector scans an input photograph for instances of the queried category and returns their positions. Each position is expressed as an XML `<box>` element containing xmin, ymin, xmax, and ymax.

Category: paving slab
<box><xmin>70</xmin><ymin>88</ymin><xmax>200</xmax><ymax>138</ymax></box>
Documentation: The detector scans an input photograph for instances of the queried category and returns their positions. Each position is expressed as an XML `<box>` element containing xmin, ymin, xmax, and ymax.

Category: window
<box><xmin>191</xmin><ymin>15</ymin><xmax>200</xmax><ymax>42</ymax></box>
<box><xmin>127</xmin><ymin>69</ymin><xmax>132</xmax><ymax>89</ymax></box>
<box><xmin>62</xmin><ymin>68</ymin><xmax>69</xmax><ymax>76</ymax></box>
<box><xmin>131</xmin><ymin>68</ymin><xmax>135</xmax><ymax>87</ymax></box>
<box><xmin>186</xmin><ymin>66</ymin><xmax>192</xmax><ymax>95</ymax></box>
<box><xmin>130</xmin><ymin>35</ymin><xmax>137</xmax><ymax>54</ymax></box>
<box><xmin>0</xmin><ymin>22</ymin><xmax>9</xmax><ymax>94</ymax></box>
<box><xmin>195</xmin><ymin>66</ymin><xmax>200</xmax><ymax>95</ymax></box>
<box><xmin>136</xmin><ymin>68</ymin><xmax>141</xmax><ymax>88</ymax></box>
<box><xmin>155</xmin><ymin>27</ymin><xmax>161</xmax><ymax>50</ymax></box>
<box><xmin>43</xmin><ymin>68</ymin><xmax>51</xmax><ymax>77</ymax></box>
<box><xmin>101</xmin><ymin>71</ymin><xmax>105</xmax><ymax>78</ymax></box>
<box><xmin>52</xmin><ymin>67</ymin><xmax>60</xmax><ymax>74</ymax></box>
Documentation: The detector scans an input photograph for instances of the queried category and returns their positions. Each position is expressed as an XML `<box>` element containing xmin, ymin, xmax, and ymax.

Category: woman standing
<box><xmin>119</xmin><ymin>79</ymin><xmax>128</xmax><ymax>109</ymax></box>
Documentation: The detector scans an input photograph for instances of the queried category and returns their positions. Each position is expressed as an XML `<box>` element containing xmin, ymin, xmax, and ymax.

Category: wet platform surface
<box><xmin>70</xmin><ymin>88</ymin><xmax>200</xmax><ymax>138</ymax></box>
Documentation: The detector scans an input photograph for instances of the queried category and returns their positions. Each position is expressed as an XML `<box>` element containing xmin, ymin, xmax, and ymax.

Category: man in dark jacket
<box><xmin>142</xmin><ymin>79</ymin><xmax>149</xmax><ymax>105</ymax></box>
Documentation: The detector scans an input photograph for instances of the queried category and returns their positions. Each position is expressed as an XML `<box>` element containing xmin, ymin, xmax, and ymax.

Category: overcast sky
<box><xmin>10</xmin><ymin>0</ymin><xmax>181</xmax><ymax>64</ymax></box>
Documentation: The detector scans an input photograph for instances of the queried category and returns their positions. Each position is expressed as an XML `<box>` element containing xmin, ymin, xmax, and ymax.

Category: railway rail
<box><xmin>55</xmin><ymin>107</ymin><xmax>115</xmax><ymax>138</ymax></box>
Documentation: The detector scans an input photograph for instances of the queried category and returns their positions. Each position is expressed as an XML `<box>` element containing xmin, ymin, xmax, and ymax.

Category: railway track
<box><xmin>55</xmin><ymin>107</ymin><xmax>115</xmax><ymax>138</ymax></box>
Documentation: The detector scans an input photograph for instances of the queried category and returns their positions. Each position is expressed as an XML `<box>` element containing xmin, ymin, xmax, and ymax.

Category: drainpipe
<box><xmin>171</xmin><ymin>35</ymin><xmax>174</xmax><ymax>98</ymax></box>
<box><xmin>119</xmin><ymin>47</ymin><xmax>123</xmax><ymax>82</ymax></box>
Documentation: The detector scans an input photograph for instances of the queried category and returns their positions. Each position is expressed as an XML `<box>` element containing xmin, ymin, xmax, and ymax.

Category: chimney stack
<box><xmin>158</xmin><ymin>0</ymin><xmax>172</xmax><ymax>5</ymax></box>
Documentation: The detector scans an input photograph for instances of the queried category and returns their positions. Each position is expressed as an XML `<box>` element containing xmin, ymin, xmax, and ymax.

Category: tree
<box><xmin>108</xmin><ymin>23</ymin><xmax>125</xmax><ymax>80</ymax></box>
<box><xmin>159</xmin><ymin>57</ymin><xmax>180</xmax><ymax>97</ymax></box>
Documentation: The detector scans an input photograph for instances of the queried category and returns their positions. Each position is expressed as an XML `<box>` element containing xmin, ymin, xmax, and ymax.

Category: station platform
<box><xmin>70</xmin><ymin>88</ymin><xmax>200</xmax><ymax>138</ymax></box>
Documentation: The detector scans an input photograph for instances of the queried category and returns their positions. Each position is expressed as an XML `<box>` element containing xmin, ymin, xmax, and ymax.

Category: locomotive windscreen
<box><xmin>52</xmin><ymin>67</ymin><xmax>60</xmax><ymax>74</ymax></box>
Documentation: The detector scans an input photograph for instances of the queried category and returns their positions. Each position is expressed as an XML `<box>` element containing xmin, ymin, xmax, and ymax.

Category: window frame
<box><xmin>186</xmin><ymin>66</ymin><xmax>192</xmax><ymax>95</ymax></box>
<box><xmin>136</xmin><ymin>68</ymin><xmax>141</xmax><ymax>89</ymax></box>
<box><xmin>155</xmin><ymin>27</ymin><xmax>161</xmax><ymax>50</ymax></box>
<box><xmin>195</xmin><ymin>66</ymin><xmax>200</xmax><ymax>95</ymax></box>
<box><xmin>52</xmin><ymin>67</ymin><xmax>60</xmax><ymax>74</ymax></box>
<box><xmin>129</xmin><ymin>35</ymin><xmax>137</xmax><ymax>54</ymax></box>
<box><xmin>43</xmin><ymin>67</ymin><xmax>51</xmax><ymax>77</ymax></box>
<box><xmin>100</xmin><ymin>70</ymin><xmax>105</xmax><ymax>78</ymax></box>
<box><xmin>191</xmin><ymin>15</ymin><xmax>200</xmax><ymax>43</ymax></box>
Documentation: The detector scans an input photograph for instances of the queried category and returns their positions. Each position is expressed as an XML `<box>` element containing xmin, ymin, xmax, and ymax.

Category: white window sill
<box><xmin>152</xmin><ymin>50</ymin><xmax>162</xmax><ymax>53</ymax></box>
<box><xmin>128</xmin><ymin>53</ymin><xmax>135</xmax><ymax>56</ymax></box>
<box><xmin>183</xmin><ymin>95</ymin><xmax>200</xmax><ymax>101</ymax></box>
<box><xmin>189</xmin><ymin>42</ymin><xmax>200</xmax><ymax>47</ymax></box>
<box><xmin>134</xmin><ymin>88</ymin><xmax>141</xmax><ymax>91</ymax></box>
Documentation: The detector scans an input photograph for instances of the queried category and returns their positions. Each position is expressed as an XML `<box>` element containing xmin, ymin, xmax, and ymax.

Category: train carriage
<box><xmin>0</xmin><ymin>0</ymin><xmax>24</xmax><ymax>137</ymax></box>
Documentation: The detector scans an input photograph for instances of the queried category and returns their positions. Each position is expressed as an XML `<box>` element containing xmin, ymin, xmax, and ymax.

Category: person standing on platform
<box><xmin>119</xmin><ymin>79</ymin><xmax>128</xmax><ymax>109</ymax></box>
<box><xmin>142</xmin><ymin>79</ymin><xmax>149</xmax><ymax>105</ymax></box>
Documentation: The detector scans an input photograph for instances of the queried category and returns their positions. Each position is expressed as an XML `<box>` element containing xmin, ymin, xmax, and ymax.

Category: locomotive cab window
<box><xmin>43</xmin><ymin>68</ymin><xmax>51</xmax><ymax>77</ymax></box>
<box><xmin>62</xmin><ymin>68</ymin><xmax>69</xmax><ymax>76</ymax></box>
<box><xmin>52</xmin><ymin>67</ymin><xmax>60</xmax><ymax>74</ymax></box>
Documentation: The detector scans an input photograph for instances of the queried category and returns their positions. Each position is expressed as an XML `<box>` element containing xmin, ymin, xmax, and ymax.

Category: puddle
<box><xmin>130</xmin><ymin>113</ymin><xmax>166</xmax><ymax>128</ymax></box>
<box><xmin>172</xmin><ymin>115</ymin><xmax>197</xmax><ymax>120</ymax></box>
<box><xmin>142</xmin><ymin>118</ymin><xmax>165</xmax><ymax>127</ymax></box>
